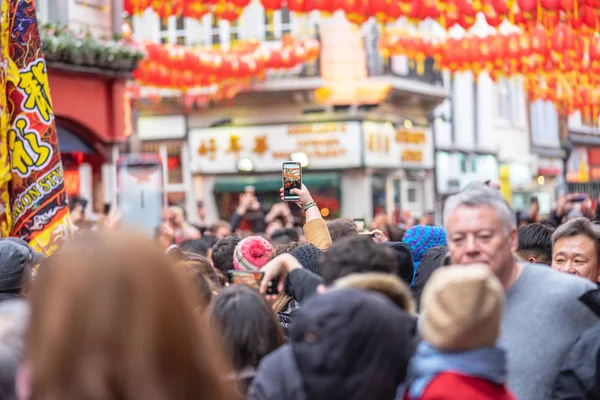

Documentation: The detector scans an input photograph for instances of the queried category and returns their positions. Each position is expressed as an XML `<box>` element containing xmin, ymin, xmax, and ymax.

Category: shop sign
<box><xmin>363</xmin><ymin>121</ymin><xmax>433</xmax><ymax>168</ymax></box>
<box><xmin>188</xmin><ymin>122</ymin><xmax>362</xmax><ymax>174</ymax></box>
<box><xmin>537</xmin><ymin>157</ymin><xmax>563</xmax><ymax>177</ymax></box>
<box><xmin>138</xmin><ymin>115</ymin><xmax>186</xmax><ymax>140</ymax></box>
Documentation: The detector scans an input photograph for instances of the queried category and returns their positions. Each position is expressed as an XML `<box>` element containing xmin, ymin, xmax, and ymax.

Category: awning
<box><xmin>57</xmin><ymin>125</ymin><xmax>95</xmax><ymax>154</ymax></box>
<box><xmin>213</xmin><ymin>172</ymin><xmax>340</xmax><ymax>193</ymax></box>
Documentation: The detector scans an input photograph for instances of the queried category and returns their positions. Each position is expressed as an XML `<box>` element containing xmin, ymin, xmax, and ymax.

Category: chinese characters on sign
<box><xmin>18</xmin><ymin>61</ymin><xmax>54</xmax><ymax>124</ymax></box>
<box><xmin>9</xmin><ymin>117</ymin><xmax>52</xmax><ymax>177</ymax></box>
<box><xmin>363</xmin><ymin>122</ymin><xmax>433</xmax><ymax>168</ymax></box>
<box><xmin>189</xmin><ymin>122</ymin><xmax>362</xmax><ymax>173</ymax></box>
<box><xmin>1</xmin><ymin>0</ymin><xmax>71</xmax><ymax>255</ymax></box>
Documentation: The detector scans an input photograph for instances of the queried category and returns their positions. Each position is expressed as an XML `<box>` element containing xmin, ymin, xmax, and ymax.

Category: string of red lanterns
<box><xmin>378</xmin><ymin>24</ymin><xmax>600</xmax><ymax>120</ymax></box>
<box><xmin>123</xmin><ymin>0</ymin><xmax>600</xmax><ymax>30</ymax></box>
<box><xmin>132</xmin><ymin>35</ymin><xmax>320</xmax><ymax>91</ymax></box>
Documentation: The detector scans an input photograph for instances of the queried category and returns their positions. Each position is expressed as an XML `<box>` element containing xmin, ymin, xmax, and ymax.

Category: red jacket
<box><xmin>405</xmin><ymin>371</ymin><xmax>516</xmax><ymax>400</ymax></box>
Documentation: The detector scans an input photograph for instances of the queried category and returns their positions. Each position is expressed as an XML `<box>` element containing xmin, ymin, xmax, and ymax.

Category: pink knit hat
<box><xmin>233</xmin><ymin>236</ymin><xmax>273</xmax><ymax>271</ymax></box>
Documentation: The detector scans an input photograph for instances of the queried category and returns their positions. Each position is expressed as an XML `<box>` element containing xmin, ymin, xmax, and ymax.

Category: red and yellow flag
<box><xmin>1</xmin><ymin>0</ymin><xmax>71</xmax><ymax>255</ymax></box>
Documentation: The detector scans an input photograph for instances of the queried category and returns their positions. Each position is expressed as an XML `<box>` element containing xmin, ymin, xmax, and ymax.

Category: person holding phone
<box><xmin>279</xmin><ymin>182</ymin><xmax>331</xmax><ymax>252</ymax></box>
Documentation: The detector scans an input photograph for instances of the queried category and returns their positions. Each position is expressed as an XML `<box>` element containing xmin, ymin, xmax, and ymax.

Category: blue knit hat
<box><xmin>402</xmin><ymin>225</ymin><xmax>447</xmax><ymax>265</ymax></box>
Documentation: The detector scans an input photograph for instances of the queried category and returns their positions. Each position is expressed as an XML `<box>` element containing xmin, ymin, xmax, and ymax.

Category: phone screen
<box><xmin>228</xmin><ymin>270</ymin><xmax>279</xmax><ymax>294</ymax></box>
<box><xmin>117</xmin><ymin>155</ymin><xmax>164</xmax><ymax>238</ymax></box>
<box><xmin>282</xmin><ymin>162</ymin><xmax>301</xmax><ymax>201</ymax></box>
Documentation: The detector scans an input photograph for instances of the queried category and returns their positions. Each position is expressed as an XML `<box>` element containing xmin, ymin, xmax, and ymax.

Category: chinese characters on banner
<box><xmin>0</xmin><ymin>0</ymin><xmax>71</xmax><ymax>255</ymax></box>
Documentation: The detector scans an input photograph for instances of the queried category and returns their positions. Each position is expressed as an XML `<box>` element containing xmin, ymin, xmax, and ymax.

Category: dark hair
<box><xmin>269</xmin><ymin>228</ymin><xmax>300</xmax><ymax>246</ymax></box>
<box><xmin>181</xmin><ymin>239</ymin><xmax>210</xmax><ymax>257</ymax></box>
<box><xmin>326</xmin><ymin>219</ymin><xmax>358</xmax><ymax>242</ymax></box>
<box><xmin>552</xmin><ymin>217</ymin><xmax>600</xmax><ymax>257</ymax></box>
<box><xmin>211</xmin><ymin>285</ymin><xmax>284</xmax><ymax>372</ymax></box>
<box><xmin>387</xmin><ymin>226</ymin><xmax>406</xmax><ymax>242</ymax></box>
<box><xmin>212</xmin><ymin>237</ymin><xmax>241</xmax><ymax>277</ymax></box>
<box><xmin>517</xmin><ymin>223</ymin><xmax>555</xmax><ymax>265</ymax></box>
<box><xmin>272</xmin><ymin>241</ymin><xmax>302</xmax><ymax>258</ymax></box>
<box><xmin>319</xmin><ymin>235</ymin><xmax>398</xmax><ymax>285</ymax></box>
<box><xmin>201</xmin><ymin>235</ymin><xmax>220</xmax><ymax>249</ymax></box>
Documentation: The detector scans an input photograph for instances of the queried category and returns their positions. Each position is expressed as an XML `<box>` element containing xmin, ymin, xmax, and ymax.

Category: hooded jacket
<box><xmin>248</xmin><ymin>289</ymin><xmax>418</xmax><ymax>400</ymax></box>
<box><xmin>411</xmin><ymin>246</ymin><xmax>450</xmax><ymax>311</ymax></box>
<box><xmin>383</xmin><ymin>242</ymin><xmax>415</xmax><ymax>287</ymax></box>
<box><xmin>551</xmin><ymin>288</ymin><xmax>600</xmax><ymax>400</ymax></box>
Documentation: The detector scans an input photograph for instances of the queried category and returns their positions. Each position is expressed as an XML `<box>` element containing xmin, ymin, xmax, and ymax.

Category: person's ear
<box><xmin>509</xmin><ymin>227</ymin><xmax>518</xmax><ymax>252</ymax></box>
<box><xmin>528</xmin><ymin>257</ymin><xmax>537</xmax><ymax>264</ymax></box>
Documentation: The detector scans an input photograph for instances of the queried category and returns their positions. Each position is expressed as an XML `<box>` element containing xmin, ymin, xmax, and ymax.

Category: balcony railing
<box><xmin>363</xmin><ymin>27</ymin><xmax>444</xmax><ymax>87</ymax></box>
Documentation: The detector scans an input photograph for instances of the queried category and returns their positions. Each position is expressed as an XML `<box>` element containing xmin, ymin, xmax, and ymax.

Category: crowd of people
<box><xmin>1</xmin><ymin>183</ymin><xmax>600</xmax><ymax>399</ymax></box>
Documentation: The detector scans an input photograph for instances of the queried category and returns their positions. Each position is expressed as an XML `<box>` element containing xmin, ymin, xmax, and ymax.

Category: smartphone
<box><xmin>353</xmin><ymin>218</ymin><xmax>366</xmax><ymax>232</ymax></box>
<box><xmin>228</xmin><ymin>270</ymin><xmax>279</xmax><ymax>295</ymax></box>
<box><xmin>117</xmin><ymin>154</ymin><xmax>164</xmax><ymax>238</ymax></box>
<box><xmin>570</xmin><ymin>194</ymin><xmax>586</xmax><ymax>203</ymax></box>
<box><xmin>359</xmin><ymin>232</ymin><xmax>375</xmax><ymax>238</ymax></box>
<box><xmin>282</xmin><ymin>161</ymin><xmax>302</xmax><ymax>201</ymax></box>
<box><xmin>103</xmin><ymin>203</ymin><xmax>111</xmax><ymax>216</ymax></box>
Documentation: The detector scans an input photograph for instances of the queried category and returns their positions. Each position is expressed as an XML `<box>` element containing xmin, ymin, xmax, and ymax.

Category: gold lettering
<box><xmin>18</xmin><ymin>60</ymin><xmax>54</xmax><ymax>123</ymax></box>
<box><xmin>401</xmin><ymin>150</ymin><xmax>423</xmax><ymax>163</ymax></box>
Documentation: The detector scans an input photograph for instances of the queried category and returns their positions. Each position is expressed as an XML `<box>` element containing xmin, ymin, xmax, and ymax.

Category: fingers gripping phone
<box><xmin>228</xmin><ymin>270</ymin><xmax>279</xmax><ymax>295</ymax></box>
<box><xmin>282</xmin><ymin>162</ymin><xmax>302</xmax><ymax>201</ymax></box>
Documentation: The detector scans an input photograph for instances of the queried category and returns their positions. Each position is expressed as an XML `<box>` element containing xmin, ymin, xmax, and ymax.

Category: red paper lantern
<box><xmin>260</xmin><ymin>0</ymin><xmax>284</xmax><ymax>11</ymax></box>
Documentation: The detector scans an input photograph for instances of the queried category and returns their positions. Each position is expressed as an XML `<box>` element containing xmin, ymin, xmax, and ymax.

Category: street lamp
<box><xmin>290</xmin><ymin>152</ymin><xmax>309</xmax><ymax>168</ymax></box>
<box><xmin>237</xmin><ymin>158</ymin><xmax>254</xmax><ymax>172</ymax></box>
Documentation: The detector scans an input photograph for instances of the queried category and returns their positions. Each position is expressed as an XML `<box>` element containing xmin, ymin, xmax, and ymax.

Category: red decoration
<box><xmin>133</xmin><ymin>37</ymin><xmax>319</xmax><ymax>96</ymax></box>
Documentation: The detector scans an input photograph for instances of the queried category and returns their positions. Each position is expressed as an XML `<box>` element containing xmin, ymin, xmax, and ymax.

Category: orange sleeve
<box><xmin>303</xmin><ymin>218</ymin><xmax>332</xmax><ymax>251</ymax></box>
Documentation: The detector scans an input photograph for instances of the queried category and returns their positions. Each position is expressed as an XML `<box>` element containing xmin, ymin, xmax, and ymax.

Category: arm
<box><xmin>288</xmin><ymin>268</ymin><xmax>323</xmax><ymax>303</ymax></box>
<box><xmin>229</xmin><ymin>210</ymin><xmax>243</xmax><ymax>232</ymax></box>
<box><xmin>230</xmin><ymin>192</ymin><xmax>254</xmax><ymax>231</ymax></box>
<box><xmin>280</xmin><ymin>184</ymin><xmax>332</xmax><ymax>251</ymax></box>
<box><xmin>551</xmin><ymin>328</ymin><xmax>600</xmax><ymax>400</ymax></box>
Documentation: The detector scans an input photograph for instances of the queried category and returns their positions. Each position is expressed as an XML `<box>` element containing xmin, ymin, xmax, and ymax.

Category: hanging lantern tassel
<box><xmin>267</xmin><ymin>10</ymin><xmax>275</xmax><ymax>35</ymax></box>
<box><xmin>416</xmin><ymin>54</ymin><xmax>425</xmax><ymax>75</ymax></box>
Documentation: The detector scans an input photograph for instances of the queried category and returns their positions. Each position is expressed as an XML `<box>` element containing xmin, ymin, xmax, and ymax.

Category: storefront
<box><xmin>47</xmin><ymin>66</ymin><xmax>128</xmax><ymax>212</ymax></box>
<box><xmin>185</xmin><ymin>120</ymin><xmax>434</xmax><ymax>222</ymax></box>
<box><xmin>435</xmin><ymin>151</ymin><xmax>499</xmax><ymax>214</ymax></box>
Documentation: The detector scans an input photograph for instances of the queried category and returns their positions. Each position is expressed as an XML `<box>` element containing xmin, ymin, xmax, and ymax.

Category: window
<box><xmin>265</xmin><ymin>12</ymin><xmax>276</xmax><ymax>41</ymax></box>
<box><xmin>495</xmin><ymin>77</ymin><xmax>526</xmax><ymax>127</ymax></box>
<box><xmin>264</xmin><ymin>8</ymin><xmax>294</xmax><ymax>41</ymax></box>
<box><xmin>530</xmin><ymin>100</ymin><xmax>559</xmax><ymax>147</ymax></box>
<box><xmin>159</xmin><ymin>16</ymin><xmax>187</xmax><ymax>45</ymax></box>
<box><xmin>281</xmin><ymin>8</ymin><xmax>292</xmax><ymax>35</ymax></box>
<box><xmin>407</xmin><ymin>188</ymin><xmax>417</xmax><ymax>203</ymax></box>
<box><xmin>229</xmin><ymin>19</ymin><xmax>240</xmax><ymax>43</ymax></box>
<box><xmin>211</xmin><ymin>14</ymin><xmax>221</xmax><ymax>46</ymax></box>
<box><xmin>496</xmin><ymin>78</ymin><xmax>511</xmax><ymax>121</ymax></box>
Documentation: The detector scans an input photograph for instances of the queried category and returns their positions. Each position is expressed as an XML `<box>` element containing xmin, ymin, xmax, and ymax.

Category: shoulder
<box><xmin>552</xmin><ymin>323</ymin><xmax>600</xmax><ymax>399</ymax></box>
<box><xmin>424</xmin><ymin>373</ymin><xmax>514</xmax><ymax>400</ymax></box>
<box><xmin>249</xmin><ymin>346</ymin><xmax>304</xmax><ymax>400</ymax></box>
<box><xmin>564</xmin><ymin>322</ymin><xmax>600</xmax><ymax>363</ymax></box>
<box><xmin>521</xmin><ymin>264</ymin><xmax>597</xmax><ymax>298</ymax></box>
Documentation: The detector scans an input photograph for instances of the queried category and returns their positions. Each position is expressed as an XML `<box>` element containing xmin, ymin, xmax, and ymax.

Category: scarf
<box><xmin>405</xmin><ymin>342</ymin><xmax>507</xmax><ymax>399</ymax></box>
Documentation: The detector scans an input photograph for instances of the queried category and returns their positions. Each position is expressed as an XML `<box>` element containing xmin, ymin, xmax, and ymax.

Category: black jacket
<box><xmin>552</xmin><ymin>288</ymin><xmax>600</xmax><ymax>400</ymax></box>
<box><xmin>248</xmin><ymin>289</ymin><xmax>417</xmax><ymax>400</ymax></box>
<box><xmin>383</xmin><ymin>241</ymin><xmax>414</xmax><ymax>286</ymax></box>
<box><xmin>411</xmin><ymin>246</ymin><xmax>449</xmax><ymax>311</ymax></box>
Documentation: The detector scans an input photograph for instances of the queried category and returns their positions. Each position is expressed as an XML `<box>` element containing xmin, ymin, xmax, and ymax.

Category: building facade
<box><xmin>36</xmin><ymin>0</ymin><xmax>128</xmax><ymax>213</ymax></box>
<box><xmin>132</xmin><ymin>7</ymin><xmax>447</xmax><ymax>224</ymax></box>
